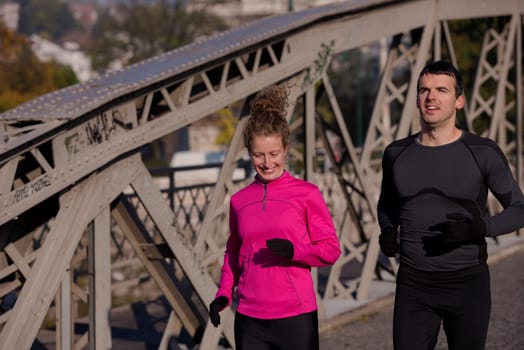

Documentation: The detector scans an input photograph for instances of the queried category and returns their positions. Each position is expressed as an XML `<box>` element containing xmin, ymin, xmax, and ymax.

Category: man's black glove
<box><xmin>379</xmin><ymin>227</ymin><xmax>398</xmax><ymax>257</ymax></box>
<box><xmin>266</xmin><ymin>238</ymin><xmax>294</xmax><ymax>259</ymax></box>
<box><xmin>209</xmin><ymin>296</ymin><xmax>228</xmax><ymax>327</ymax></box>
<box><xmin>432</xmin><ymin>212</ymin><xmax>486</xmax><ymax>244</ymax></box>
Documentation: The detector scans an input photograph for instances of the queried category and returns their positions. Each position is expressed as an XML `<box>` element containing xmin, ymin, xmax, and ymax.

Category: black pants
<box><xmin>393</xmin><ymin>263</ymin><xmax>491</xmax><ymax>350</ymax></box>
<box><xmin>234</xmin><ymin>310</ymin><xmax>319</xmax><ymax>350</ymax></box>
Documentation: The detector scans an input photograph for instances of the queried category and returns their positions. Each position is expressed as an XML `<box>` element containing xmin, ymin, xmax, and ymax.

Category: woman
<box><xmin>209</xmin><ymin>85</ymin><xmax>341</xmax><ymax>350</ymax></box>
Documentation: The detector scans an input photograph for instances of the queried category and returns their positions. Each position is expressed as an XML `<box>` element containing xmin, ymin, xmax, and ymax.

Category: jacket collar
<box><xmin>254</xmin><ymin>170</ymin><xmax>290</xmax><ymax>186</ymax></box>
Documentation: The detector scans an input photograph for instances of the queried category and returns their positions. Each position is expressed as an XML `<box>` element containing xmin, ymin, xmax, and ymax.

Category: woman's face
<box><xmin>250</xmin><ymin>134</ymin><xmax>287</xmax><ymax>182</ymax></box>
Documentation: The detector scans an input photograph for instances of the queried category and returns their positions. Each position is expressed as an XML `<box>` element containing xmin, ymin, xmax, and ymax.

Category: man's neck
<box><xmin>417</xmin><ymin>127</ymin><xmax>462</xmax><ymax>146</ymax></box>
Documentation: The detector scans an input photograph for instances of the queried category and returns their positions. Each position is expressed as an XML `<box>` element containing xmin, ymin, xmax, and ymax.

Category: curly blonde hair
<box><xmin>244</xmin><ymin>85</ymin><xmax>290</xmax><ymax>152</ymax></box>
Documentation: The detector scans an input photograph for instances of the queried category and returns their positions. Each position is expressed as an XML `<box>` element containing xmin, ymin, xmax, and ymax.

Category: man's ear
<box><xmin>456</xmin><ymin>94</ymin><xmax>465</xmax><ymax>110</ymax></box>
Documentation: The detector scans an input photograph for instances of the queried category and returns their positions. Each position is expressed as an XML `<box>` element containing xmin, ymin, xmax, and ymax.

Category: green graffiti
<box><xmin>303</xmin><ymin>40</ymin><xmax>335</xmax><ymax>88</ymax></box>
<box><xmin>64</xmin><ymin>132</ymin><xmax>83</xmax><ymax>156</ymax></box>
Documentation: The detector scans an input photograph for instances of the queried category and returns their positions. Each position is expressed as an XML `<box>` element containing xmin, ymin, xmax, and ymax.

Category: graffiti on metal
<box><xmin>303</xmin><ymin>40</ymin><xmax>335</xmax><ymax>88</ymax></box>
<box><xmin>59</xmin><ymin>102</ymin><xmax>136</xmax><ymax>159</ymax></box>
<box><xmin>11</xmin><ymin>175</ymin><xmax>51</xmax><ymax>205</ymax></box>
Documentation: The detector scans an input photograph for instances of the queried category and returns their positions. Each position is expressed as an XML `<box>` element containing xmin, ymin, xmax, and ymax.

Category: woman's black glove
<box><xmin>209</xmin><ymin>296</ymin><xmax>228</xmax><ymax>327</ymax></box>
<box><xmin>266</xmin><ymin>238</ymin><xmax>294</xmax><ymax>259</ymax></box>
<box><xmin>379</xmin><ymin>227</ymin><xmax>398</xmax><ymax>257</ymax></box>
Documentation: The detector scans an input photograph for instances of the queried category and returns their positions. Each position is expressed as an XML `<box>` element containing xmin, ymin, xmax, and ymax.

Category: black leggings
<box><xmin>234</xmin><ymin>311</ymin><xmax>319</xmax><ymax>350</ymax></box>
<box><xmin>393</xmin><ymin>263</ymin><xmax>491</xmax><ymax>350</ymax></box>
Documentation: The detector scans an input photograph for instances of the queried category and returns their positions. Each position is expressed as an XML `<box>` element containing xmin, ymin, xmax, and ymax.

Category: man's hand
<box><xmin>432</xmin><ymin>212</ymin><xmax>486</xmax><ymax>244</ymax></box>
<box><xmin>379</xmin><ymin>227</ymin><xmax>398</xmax><ymax>257</ymax></box>
<box><xmin>209</xmin><ymin>296</ymin><xmax>228</xmax><ymax>327</ymax></box>
<box><xmin>266</xmin><ymin>238</ymin><xmax>294</xmax><ymax>259</ymax></box>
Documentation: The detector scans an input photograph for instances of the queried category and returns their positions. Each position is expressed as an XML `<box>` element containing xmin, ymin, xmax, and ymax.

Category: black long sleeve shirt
<box><xmin>377</xmin><ymin>131</ymin><xmax>524</xmax><ymax>271</ymax></box>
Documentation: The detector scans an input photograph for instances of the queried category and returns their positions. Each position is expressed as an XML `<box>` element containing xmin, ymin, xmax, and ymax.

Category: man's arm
<box><xmin>478</xmin><ymin>140</ymin><xmax>524</xmax><ymax>236</ymax></box>
<box><xmin>377</xmin><ymin>146</ymin><xmax>400</xmax><ymax>255</ymax></box>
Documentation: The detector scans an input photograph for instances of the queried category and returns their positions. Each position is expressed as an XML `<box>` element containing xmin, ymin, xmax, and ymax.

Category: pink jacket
<box><xmin>216</xmin><ymin>171</ymin><xmax>341</xmax><ymax>319</ymax></box>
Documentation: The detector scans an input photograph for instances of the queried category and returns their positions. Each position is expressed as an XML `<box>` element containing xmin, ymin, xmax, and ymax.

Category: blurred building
<box><xmin>70</xmin><ymin>3</ymin><xmax>99</xmax><ymax>27</ymax></box>
<box><xmin>0</xmin><ymin>2</ymin><xmax>20</xmax><ymax>31</ymax></box>
<box><xmin>187</xmin><ymin>0</ymin><xmax>347</xmax><ymax>24</ymax></box>
<box><xmin>30</xmin><ymin>35</ymin><xmax>94</xmax><ymax>82</ymax></box>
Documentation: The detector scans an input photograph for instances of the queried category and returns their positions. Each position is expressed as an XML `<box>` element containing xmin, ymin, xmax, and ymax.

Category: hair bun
<box><xmin>250</xmin><ymin>85</ymin><xmax>289</xmax><ymax>119</ymax></box>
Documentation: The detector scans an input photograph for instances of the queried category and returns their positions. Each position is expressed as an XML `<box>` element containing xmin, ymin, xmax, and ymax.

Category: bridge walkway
<box><xmin>34</xmin><ymin>235</ymin><xmax>524</xmax><ymax>349</ymax></box>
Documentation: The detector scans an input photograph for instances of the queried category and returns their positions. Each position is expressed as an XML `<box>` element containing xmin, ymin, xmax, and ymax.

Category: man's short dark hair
<box><xmin>417</xmin><ymin>60</ymin><xmax>464</xmax><ymax>97</ymax></box>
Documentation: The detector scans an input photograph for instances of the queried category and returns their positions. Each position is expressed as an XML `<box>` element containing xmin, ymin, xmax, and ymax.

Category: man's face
<box><xmin>416</xmin><ymin>73</ymin><xmax>465</xmax><ymax>129</ymax></box>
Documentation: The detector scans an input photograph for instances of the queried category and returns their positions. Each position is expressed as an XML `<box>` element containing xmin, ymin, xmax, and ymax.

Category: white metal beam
<box><xmin>88</xmin><ymin>208</ymin><xmax>112</xmax><ymax>350</ymax></box>
<box><xmin>0</xmin><ymin>154</ymin><xmax>143</xmax><ymax>349</ymax></box>
<box><xmin>130</xmin><ymin>165</ymin><xmax>236</xmax><ymax>348</ymax></box>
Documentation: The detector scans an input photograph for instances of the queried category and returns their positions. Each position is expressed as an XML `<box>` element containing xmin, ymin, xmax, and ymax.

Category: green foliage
<box><xmin>0</xmin><ymin>23</ymin><xmax>78</xmax><ymax>113</ymax></box>
<box><xmin>89</xmin><ymin>0</ymin><xmax>229</xmax><ymax>73</ymax></box>
<box><xmin>326</xmin><ymin>48</ymin><xmax>381</xmax><ymax>146</ymax></box>
<box><xmin>52</xmin><ymin>64</ymin><xmax>78</xmax><ymax>87</ymax></box>
<box><xmin>447</xmin><ymin>17</ymin><xmax>510</xmax><ymax>134</ymax></box>
<box><xmin>215</xmin><ymin>108</ymin><xmax>237</xmax><ymax>146</ymax></box>
<box><xmin>447</xmin><ymin>18</ymin><xmax>494</xmax><ymax>96</ymax></box>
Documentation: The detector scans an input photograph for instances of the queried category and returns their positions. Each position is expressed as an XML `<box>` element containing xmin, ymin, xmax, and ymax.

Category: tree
<box><xmin>214</xmin><ymin>108</ymin><xmax>237</xmax><ymax>147</ymax></box>
<box><xmin>88</xmin><ymin>0</ymin><xmax>228</xmax><ymax>73</ymax></box>
<box><xmin>17</xmin><ymin>0</ymin><xmax>79</xmax><ymax>41</ymax></box>
<box><xmin>0</xmin><ymin>23</ymin><xmax>78</xmax><ymax>113</ymax></box>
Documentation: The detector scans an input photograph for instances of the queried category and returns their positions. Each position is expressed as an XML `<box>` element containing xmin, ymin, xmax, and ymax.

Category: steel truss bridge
<box><xmin>0</xmin><ymin>0</ymin><xmax>523</xmax><ymax>348</ymax></box>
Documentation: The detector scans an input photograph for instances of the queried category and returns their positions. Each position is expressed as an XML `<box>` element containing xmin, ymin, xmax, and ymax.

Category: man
<box><xmin>377</xmin><ymin>60</ymin><xmax>524</xmax><ymax>350</ymax></box>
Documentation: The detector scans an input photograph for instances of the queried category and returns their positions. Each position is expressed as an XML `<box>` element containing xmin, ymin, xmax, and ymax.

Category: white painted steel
<box><xmin>0</xmin><ymin>0</ymin><xmax>523</xmax><ymax>348</ymax></box>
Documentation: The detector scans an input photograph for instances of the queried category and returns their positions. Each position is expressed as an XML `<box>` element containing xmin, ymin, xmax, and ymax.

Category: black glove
<box><xmin>379</xmin><ymin>227</ymin><xmax>398</xmax><ymax>257</ymax></box>
<box><xmin>432</xmin><ymin>212</ymin><xmax>486</xmax><ymax>244</ymax></box>
<box><xmin>266</xmin><ymin>238</ymin><xmax>294</xmax><ymax>259</ymax></box>
<box><xmin>209</xmin><ymin>296</ymin><xmax>228</xmax><ymax>327</ymax></box>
